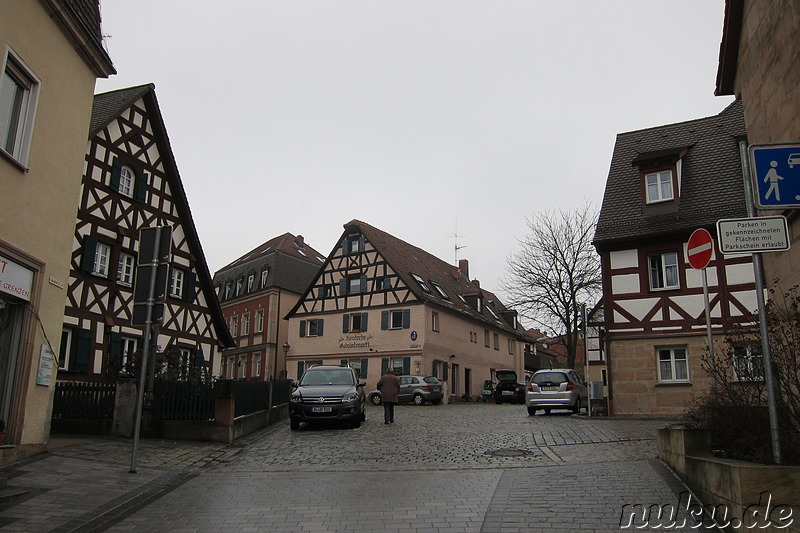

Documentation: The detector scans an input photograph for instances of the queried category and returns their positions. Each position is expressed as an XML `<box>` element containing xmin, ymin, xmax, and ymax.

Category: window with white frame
<box><xmin>645</xmin><ymin>170</ymin><xmax>674</xmax><ymax>204</ymax></box>
<box><xmin>224</xmin><ymin>283</ymin><xmax>231</xmax><ymax>299</ymax></box>
<box><xmin>226</xmin><ymin>357</ymin><xmax>235</xmax><ymax>379</ymax></box>
<box><xmin>508</xmin><ymin>338</ymin><xmax>514</xmax><ymax>354</ymax></box>
<box><xmin>431</xmin><ymin>311</ymin><xmax>439</xmax><ymax>332</ymax></box>
<box><xmin>732</xmin><ymin>343</ymin><xmax>764</xmax><ymax>382</ymax></box>
<box><xmin>390</xmin><ymin>310</ymin><xmax>404</xmax><ymax>329</ymax></box>
<box><xmin>242</xmin><ymin>312</ymin><xmax>250</xmax><ymax>336</ymax></box>
<box><xmin>484</xmin><ymin>329</ymin><xmax>490</xmax><ymax>347</ymax></box>
<box><xmin>261</xmin><ymin>269</ymin><xmax>269</xmax><ymax>288</ymax></box>
<box><xmin>170</xmin><ymin>268</ymin><xmax>184</xmax><ymax>298</ymax></box>
<box><xmin>307</xmin><ymin>318</ymin><xmax>323</xmax><ymax>337</ymax></box>
<box><xmin>1</xmin><ymin>50</ymin><xmax>40</xmax><ymax>165</ymax></box>
<box><xmin>121</xmin><ymin>336</ymin><xmax>138</xmax><ymax>370</ymax></box>
<box><xmin>430</xmin><ymin>280</ymin><xmax>449</xmax><ymax>299</ymax></box>
<box><xmin>247</xmin><ymin>274</ymin><xmax>255</xmax><ymax>292</ymax></box>
<box><xmin>255</xmin><ymin>309</ymin><xmax>264</xmax><ymax>333</ymax></box>
<box><xmin>117</xmin><ymin>253</ymin><xmax>135</xmax><ymax>286</ymax></box>
<box><xmin>230</xmin><ymin>315</ymin><xmax>238</xmax><ymax>337</ymax></box>
<box><xmin>657</xmin><ymin>347</ymin><xmax>689</xmax><ymax>383</ymax></box>
<box><xmin>235</xmin><ymin>278</ymin><xmax>242</xmax><ymax>296</ymax></box>
<box><xmin>493</xmin><ymin>333</ymin><xmax>499</xmax><ymax>350</ymax></box>
<box><xmin>411</xmin><ymin>273</ymin><xmax>431</xmax><ymax>293</ymax></box>
<box><xmin>252</xmin><ymin>352</ymin><xmax>261</xmax><ymax>377</ymax></box>
<box><xmin>238</xmin><ymin>354</ymin><xmax>247</xmax><ymax>379</ymax></box>
<box><xmin>59</xmin><ymin>328</ymin><xmax>73</xmax><ymax>370</ymax></box>
<box><xmin>118</xmin><ymin>165</ymin><xmax>135</xmax><ymax>197</ymax></box>
<box><xmin>93</xmin><ymin>242</ymin><xmax>111</xmax><ymax>277</ymax></box>
<box><xmin>648</xmin><ymin>252</ymin><xmax>679</xmax><ymax>290</ymax></box>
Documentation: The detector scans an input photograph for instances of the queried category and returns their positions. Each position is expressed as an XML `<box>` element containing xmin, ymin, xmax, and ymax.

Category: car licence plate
<box><xmin>502</xmin><ymin>391</ymin><xmax>514</xmax><ymax>395</ymax></box>
<box><xmin>541</xmin><ymin>386</ymin><xmax>559</xmax><ymax>391</ymax></box>
<box><xmin>311</xmin><ymin>406</ymin><xmax>332</xmax><ymax>413</ymax></box>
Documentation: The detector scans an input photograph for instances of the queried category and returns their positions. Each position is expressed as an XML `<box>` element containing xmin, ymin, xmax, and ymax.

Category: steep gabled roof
<box><xmin>594</xmin><ymin>100</ymin><xmax>747</xmax><ymax>248</ymax></box>
<box><xmin>90</xmin><ymin>84</ymin><xmax>234</xmax><ymax>347</ymax></box>
<box><xmin>213</xmin><ymin>233</ymin><xmax>325</xmax><ymax>296</ymax></box>
<box><xmin>313</xmin><ymin>220</ymin><xmax>532</xmax><ymax>338</ymax></box>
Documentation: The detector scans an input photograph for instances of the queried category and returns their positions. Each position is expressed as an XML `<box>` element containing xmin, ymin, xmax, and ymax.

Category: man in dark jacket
<box><xmin>377</xmin><ymin>367</ymin><xmax>400</xmax><ymax>424</ymax></box>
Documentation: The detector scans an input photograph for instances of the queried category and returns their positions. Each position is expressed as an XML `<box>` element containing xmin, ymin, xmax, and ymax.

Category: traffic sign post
<box><xmin>686</xmin><ymin>228</ymin><xmax>715</xmax><ymax>362</ymax></box>
<box><xmin>750</xmin><ymin>143</ymin><xmax>800</xmax><ymax>209</ymax></box>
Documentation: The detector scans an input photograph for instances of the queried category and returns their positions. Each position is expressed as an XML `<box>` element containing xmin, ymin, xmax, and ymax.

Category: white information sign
<box><xmin>716</xmin><ymin>216</ymin><xmax>790</xmax><ymax>254</ymax></box>
<box><xmin>0</xmin><ymin>255</ymin><xmax>33</xmax><ymax>301</ymax></box>
<box><xmin>37</xmin><ymin>344</ymin><xmax>56</xmax><ymax>386</ymax></box>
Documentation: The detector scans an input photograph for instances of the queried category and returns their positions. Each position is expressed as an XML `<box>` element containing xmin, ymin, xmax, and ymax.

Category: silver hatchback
<box><xmin>526</xmin><ymin>369</ymin><xmax>587</xmax><ymax>415</ymax></box>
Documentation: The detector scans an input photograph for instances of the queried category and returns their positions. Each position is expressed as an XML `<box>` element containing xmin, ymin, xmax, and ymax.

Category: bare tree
<box><xmin>502</xmin><ymin>202</ymin><xmax>602</xmax><ymax>369</ymax></box>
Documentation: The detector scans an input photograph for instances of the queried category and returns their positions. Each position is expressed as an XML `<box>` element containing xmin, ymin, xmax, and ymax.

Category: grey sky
<box><xmin>95</xmin><ymin>1</ymin><xmax>734</xmax><ymax>300</ymax></box>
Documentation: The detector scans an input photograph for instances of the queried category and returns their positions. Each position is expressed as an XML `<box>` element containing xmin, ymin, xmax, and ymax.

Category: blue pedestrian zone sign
<box><xmin>751</xmin><ymin>143</ymin><xmax>800</xmax><ymax>209</ymax></box>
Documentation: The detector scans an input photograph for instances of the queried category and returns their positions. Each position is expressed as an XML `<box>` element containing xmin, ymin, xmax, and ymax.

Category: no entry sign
<box><xmin>687</xmin><ymin>228</ymin><xmax>714</xmax><ymax>270</ymax></box>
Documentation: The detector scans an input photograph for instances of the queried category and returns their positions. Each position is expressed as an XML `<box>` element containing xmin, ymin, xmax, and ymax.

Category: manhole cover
<box><xmin>485</xmin><ymin>448</ymin><xmax>535</xmax><ymax>457</ymax></box>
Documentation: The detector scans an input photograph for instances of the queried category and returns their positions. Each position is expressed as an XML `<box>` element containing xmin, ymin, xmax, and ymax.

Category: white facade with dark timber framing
<box><xmin>59</xmin><ymin>84</ymin><xmax>233</xmax><ymax>382</ymax></box>
<box><xmin>594</xmin><ymin>101</ymin><xmax>760</xmax><ymax>416</ymax></box>
<box><xmin>286</xmin><ymin>220</ymin><xmax>534</xmax><ymax>399</ymax></box>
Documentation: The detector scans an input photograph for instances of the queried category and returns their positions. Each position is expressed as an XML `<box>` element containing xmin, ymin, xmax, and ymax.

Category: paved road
<box><xmin>0</xmin><ymin>403</ymin><xmax>704</xmax><ymax>532</ymax></box>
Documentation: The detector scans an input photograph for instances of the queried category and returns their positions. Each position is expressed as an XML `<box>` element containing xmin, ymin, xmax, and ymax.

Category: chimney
<box><xmin>459</xmin><ymin>259</ymin><xmax>469</xmax><ymax>279</ymax></box>
<box><xmin>472</xmin><ymin>278</ymin><xmax>480</xmax><ymax>289</ymax></box>
<box><xmin>295</xmin><ymin>235</ymin><xmax>304</xmax><ymax>246</ymax></box>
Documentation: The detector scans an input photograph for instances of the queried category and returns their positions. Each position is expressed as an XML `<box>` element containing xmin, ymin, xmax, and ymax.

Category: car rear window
<box><xmin>423</xmin><ymin>376</ymin><xmax>440</xmax><ymax>384</ymax></box>
<box><xmin>532</xmin><ymin>372</ymin><xmax>568</xmax><ymax>384</ymax></box>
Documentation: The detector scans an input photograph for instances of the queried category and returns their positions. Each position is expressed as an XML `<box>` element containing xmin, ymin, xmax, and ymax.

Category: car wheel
<box><xmin>290</xmin><ymin>418</ymin><xmax>300</xmax><ymax>430</ymax></box>
<box><xmin>413</xmin><ymin>393</ymin><xmax>425</xmax><ymax>406</ymax></box>
<box><xmin>527</xmin><ymin>406</ymin><xmax>537</xmax><ymax>416</ymax></box>
<box><xmin>543</xmin><ymin>408</ymin><xmax>551</xmax><ymax>414</ymax></box>
<box><xmin>572</xmin><ymin>396</ymin><xmax>581</xmax><ymax>414</ymax></box>
<box><xmin>370</xmin><ymin>393</ymin><xmax>382</xmax><ymax>406</ymax></box>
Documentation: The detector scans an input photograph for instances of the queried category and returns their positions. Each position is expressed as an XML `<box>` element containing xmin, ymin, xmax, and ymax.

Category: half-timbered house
<box><xmin>59</xmin><ymin>84</ymin><xmax>233</xmax><ymax>382</ymax></box>
<box><xmin>213</xmin><ymin>233</ymin><xmax>325</xmax><ymax>381</ymax></box>
<box><xmin>285</xmin><ymin>220</ymin><xmax>534</xmax><ymax>400</ymax></box>
<box><xmin>593</xmin><ymin>100</ymin><xmax>759</xmax><ymax>416</ymax></box>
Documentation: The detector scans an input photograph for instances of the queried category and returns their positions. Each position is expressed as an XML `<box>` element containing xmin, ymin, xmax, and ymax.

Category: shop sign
<box><xmin>0</xmin><ymin>255</ymin><xmax>33</xmax><ymax>301</ymax></box>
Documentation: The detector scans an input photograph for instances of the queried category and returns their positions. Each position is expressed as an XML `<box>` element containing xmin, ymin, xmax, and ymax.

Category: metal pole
<box><xmin>582</xmin><ymin>303</ymin><xmax>591</xmax><ymax>417</ymax></box>
<box><xmin>739</xmin><ymin>140</ymin><xmax>782</xmax><ymax>464</ymax></box>
<box><xmin>702</xmin><ymin>268</ymin><xmax>714</xmax><ymax>364</ymax></box>
<box><xmin>130</xmin><ymin>229</ymin><xmax>162</xmax><ymax>474</ymax></box>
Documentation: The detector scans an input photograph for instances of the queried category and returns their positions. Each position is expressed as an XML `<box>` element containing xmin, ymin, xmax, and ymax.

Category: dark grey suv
<box><xmin>289</xmin><ymin>365</ymin><xmax>367</xmax><ymax>430</ymax></box>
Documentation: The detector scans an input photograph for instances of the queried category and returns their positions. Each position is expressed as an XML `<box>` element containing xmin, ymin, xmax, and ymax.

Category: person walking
<box><xmin>377</xmin><ymin>367</ymin><xmax>400</xmax><ymax>424</ymax></box>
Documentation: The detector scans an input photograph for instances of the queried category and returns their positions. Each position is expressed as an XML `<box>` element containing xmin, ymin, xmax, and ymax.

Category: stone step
<box><xmin>0</xmin><ymin>486</ymin><xmax>30</xmax><ymax>504</ymax></box>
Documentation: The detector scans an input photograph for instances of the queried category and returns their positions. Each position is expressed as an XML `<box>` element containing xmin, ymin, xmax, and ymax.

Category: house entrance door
<box><xmin>0</xmin><ymin>296</ymin><xmax>25</xmax><ymax>439</ymax></box>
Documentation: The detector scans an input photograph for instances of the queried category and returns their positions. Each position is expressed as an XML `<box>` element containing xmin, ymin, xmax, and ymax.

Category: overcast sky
<box><xmin>95</xmin><ymin>1</ymin><xmax>734</xmax><ymax>301</ymax></box>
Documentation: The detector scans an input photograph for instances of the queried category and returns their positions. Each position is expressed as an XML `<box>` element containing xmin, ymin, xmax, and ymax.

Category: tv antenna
<box><xmin>448</xmin><ymin>219</ymin><xmax>467</xmax><ymax>264</ymax></box>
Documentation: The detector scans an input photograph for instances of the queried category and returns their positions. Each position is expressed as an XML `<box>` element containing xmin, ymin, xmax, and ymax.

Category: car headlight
<box><xmin>290</xmin><ymin>394</ymin><xmax>302</xmax><ymax>403</ymax></box>
<box><xmin>341</xmin><ymin>392</ymin><xmax>358</xmax><ymax>402</ymax></box>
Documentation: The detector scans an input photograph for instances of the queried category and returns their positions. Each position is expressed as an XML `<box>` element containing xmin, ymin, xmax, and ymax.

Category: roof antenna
<box><xmin>448</xmin><ymin>218</ymin><xmax>467</xmax><ymax>265</ymax></box>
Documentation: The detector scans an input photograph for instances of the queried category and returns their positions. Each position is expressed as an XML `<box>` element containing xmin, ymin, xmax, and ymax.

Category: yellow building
<box><xmin>0</xmin><ymin>0</ymin><xmax>114</xmax><ymax>462</ymax></box>
<box><xmin>286</xmin><ymin>220</ymin><xmax>533</xmax><ymax>400</ymax></box>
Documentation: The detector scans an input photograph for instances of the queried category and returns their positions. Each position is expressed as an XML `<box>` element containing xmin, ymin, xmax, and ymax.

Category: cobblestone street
<box><xmin>0</xmin><ymin>403</ymin><xmax>701</xmax><ymax>532</ymax></box>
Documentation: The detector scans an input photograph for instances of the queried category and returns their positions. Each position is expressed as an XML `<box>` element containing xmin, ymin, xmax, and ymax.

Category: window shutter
<box><xmin>339</xmin><ymin>278</ymin><xmax>347</xmax><ymax>296</ymax></box>
<box><xmin>443</xmin><ymin>362</ymin><xmax>449</xmax><ymax>381</ymax></box>
<box><xmin>383</xmin><ymin>277</ymin><xmax>391</xmax><ymax>290</ymax></box>
<box><xmin>76</xmin><ymin>328</ymin><xmax>92</xmax><ymax>373</ymax></box>
<box><xmin>359</xmin><ymin>275</ymin><xmax>367</xmax><ymax>293</ymax></box>
<box><xmin>361</xmin><ymin>358</ymin><xmax>368</xmax><ymax>378</ymax></box>
<box><xmin>381</xmin><ymin>358</ymin><xmax>389</xmax><ymax>375</ymax></box>
<box><xmin>110</xmin><ymin>157</ymin><xmax>121</xmax><ymax>190</ymax></box>
<box><xmin>194</xmin><ymin>348</ymin><xmax>204</xmax><ymax>372</ymax></box>
<box><xmin>184</xmin><ymin>272</ymin><xmax>196</xmax><ymax>302</ymax></box>
<box><xmin>135</xmin><ymin>172</ymin><xmax>148</xmax><ymax>203</ymax></box>
<box><xmin>403</xmin><ymin>356</ymin><xmax>411</xmax><ymax>375</ymax></box>
<box><xmin>299</xmin><ymin>320</ymin><xmax>306</xmax><ymax>337</ymax></box>
<box><xmin>402</xmin><ymin>309</ymin><xmax>411</xmax><ymax>329</ymax></box>
<box><xmin>317</xmin><ymin>319</ymin><xmax>324</xmax><ymax>336</ymax></box>
<box><xmin>297</xmin><ymin>361</ymin><xmax>305</xmax><ymax>378</ymax></box>
<box><xmin>81</xmin><ymin>235</ymin><xmax>98</xmax><ymax>272</ymax></box>
<box><xmin>341</xmin><ymin>239</ymin><xmax>349</xmax><ymax>255</ymax></box>
<box><xmin>361</xmin><ymin>313</ymin><xmax>368</xmax><ymax>332</ymax></box>
<box><xmin>343</xmin><ymin>314</ymin><xmax>350</xmax><ymax>333</ymax></box>
<box><xmin>109</xmin><ymin>332</ymin><xmax>122</xmax><ymax>369</ymax></box>
<box><xmin>381</xmin><ymin>311</ymin><xmax>389</xmax><ymax>330</ymax></box>
<box><xmin>358</xmin><ymin>236</ymin><xmax>366</xmax><ymax>250</ymax></box>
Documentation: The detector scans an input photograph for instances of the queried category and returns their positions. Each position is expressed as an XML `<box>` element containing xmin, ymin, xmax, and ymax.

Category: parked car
<box><xmin>369</xmin><ymin>375</ymin><xmax>443</xmax><ymax>406</ymax></box>
<box><xmin>526</xmin><ymin>369</ymin><xmax>587</xmax><ymax>415</ymax></box>
<box><xmin>289</xmin><ymin>365</ymin><xmax>367</xmax><ymax>430</ymax></box>
<box><xmin>493</xmin><ymin>370</ymin><xmax>525</xmax><ymax>404</ymax></box>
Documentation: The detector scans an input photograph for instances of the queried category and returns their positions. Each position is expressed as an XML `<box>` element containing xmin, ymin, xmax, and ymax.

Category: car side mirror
<box><xmin>291</xmin><ymin>381</ymin><xmax>299</xmax><ymax>389</ymax></box>
<box><xmin>357</xmin><ymin>380</ymin><xmax>366</xmax><ymax>388</ymax></box>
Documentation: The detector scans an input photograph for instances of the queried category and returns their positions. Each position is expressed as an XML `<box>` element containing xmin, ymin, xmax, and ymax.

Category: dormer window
<box><xmin>645</xmin><ymin>170</ymin><xmax>674</xmax><ymax>204</ymax></box>
<box><xmin>411</xmin><ymin>273</ymin><xmax>431</xmax><ymax>293</ymax></box>
<box><xmin>430</xmin><ymin>280</ymin><xmax>449</xmax><ymax>300</ymax></box>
